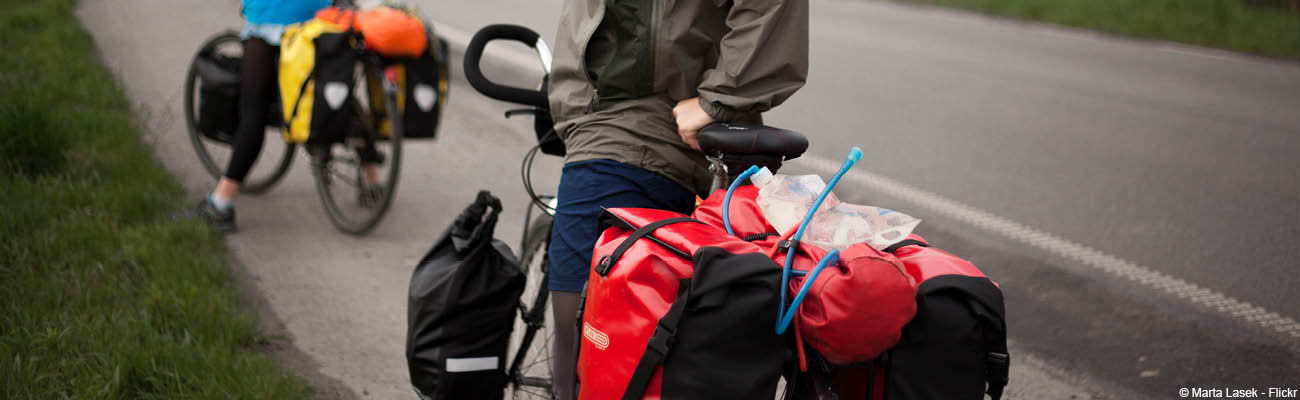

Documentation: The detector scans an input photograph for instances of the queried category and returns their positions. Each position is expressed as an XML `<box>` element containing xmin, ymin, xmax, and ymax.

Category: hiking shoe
<box><xmin>358</xmin><ymin>184</ymin><xmax>386</xmax><ymax>208</ymax></box>
<box><xmin>195</xmin><ymin>197</ymin><xmax>237</xmax><ymax>233</ymax></box>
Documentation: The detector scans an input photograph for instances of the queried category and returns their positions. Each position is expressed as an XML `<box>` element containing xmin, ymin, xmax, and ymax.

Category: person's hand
<box><xmin>672</xmin><ymin>97</ymin><xmax>714</xmax><ymax>150</ymax></box>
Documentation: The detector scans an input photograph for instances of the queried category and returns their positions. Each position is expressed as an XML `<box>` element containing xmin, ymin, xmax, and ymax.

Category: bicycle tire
<box><xmin>311</xmin><ymin>63</ymin><xmax>402</xmax><ymax>235</ymax></box>
<box><xmin>183</xmin><ymin>31</ymin><xmax>295</xmax><ymax>195</ymax></box>
<box><xmin>507</xmin><ymin>214</ymin><xmax>556</xmax><ymax>400</ymax></box>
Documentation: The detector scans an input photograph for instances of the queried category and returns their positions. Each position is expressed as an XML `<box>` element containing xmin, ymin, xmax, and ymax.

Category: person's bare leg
<box><xmin>213</xmin><ymin>177</ymin><xmax>241</xmax><ymax>202</ymax></box>
<box><xmin>210</xmin><ymin>37</ymin><xmax>274</xmax><ymax>208</ymax></box>
<box><xmin>195</xmin><ymin>37</ymin><xmax>274</xmax><ymax>232</ymax></box>
<box><xmin>356</xmin><ymin>123</ymin><xmax>383</xmax><ymax>186</ymax></box>
<box><xmin>361</xmin><ymin>163</ymin><xmax>381</xmax><ymax>185</ymax></box>
<box><xmin>551</xmin><ymin>290</ymin><xmax>581</xmax><ymax>400</ymax></box>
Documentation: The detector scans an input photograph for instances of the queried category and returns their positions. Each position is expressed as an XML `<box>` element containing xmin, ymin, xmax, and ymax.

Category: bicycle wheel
<box><xmin>507</xmin><ymin>214</ymin><xmax>556</xmax><ymax>400</ymax></box>
<box><xmin>310</xmin><ymin>63</ymin><xmax>402</xmax><ymax>235</ymax></box>
<box><xmin>183</xmin><ymin>31</ymin><xmax>295</xmax><ymax>194</ymax></box>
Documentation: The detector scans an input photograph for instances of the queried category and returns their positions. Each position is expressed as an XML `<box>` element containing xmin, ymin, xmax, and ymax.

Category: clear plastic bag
<box><xmin>751</xmin><ymin>168</ymin><xmax>920</xmax><ymax>251</ymax></box>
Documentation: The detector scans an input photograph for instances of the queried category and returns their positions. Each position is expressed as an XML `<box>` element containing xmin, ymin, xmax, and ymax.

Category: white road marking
<box><xmin>791</xmin><ymin>154</ymin><xmax>1300</xmax><ymax>340</ymax></box>
<box><xmin>436</xmin><ymin>23</ymin><xmax>473</xmax><ymax>49</ymax></box>
<box><xmin>1155</xmin><ymin>45</ymin><xmax>1250</xmax><ymax>63</ymax></box>
<box><xmin>437</xmin><ymin>23</ymin><xmax>545</xmax><ymax>76</ymax></box>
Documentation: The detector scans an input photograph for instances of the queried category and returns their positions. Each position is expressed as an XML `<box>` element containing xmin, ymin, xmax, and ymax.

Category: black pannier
<box><xmin>399</xmin><ymin>35</ymin><xmax>450</xmax><ymax>140</ymax></box>
<box><xmin>194</xmin><ymin>49</ymin><xmax>241</xmax><ymax>144</ymax></box>
<box><xmin>406</xmin><ymin>191</ymin><xmax>525</xmax><ymax>400</ymax></box>
<box><xmin>304</xmin><ymin>31</ymin><xmax>362</xmax><ymax>146</ymax></box>
<box><xmin>788</xmin><ymin>238</ymin><xmax>1009</xmax><ymax>400</ymax></box>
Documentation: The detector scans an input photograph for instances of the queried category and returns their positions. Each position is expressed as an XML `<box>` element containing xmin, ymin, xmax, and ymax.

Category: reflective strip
<box><xmin>414</xmin><ymin>84</ymin><xmax>437</xmax><ymax>111</ymax></box>
<box><xmin>445</xmin><ymin>356</ymin><xmax>498</xmax><ymax>372</ymax></box>
<box><xmin>323</xmin><ymin>82</ymin><xmax>349</xmax><ymax>110</ymax></box>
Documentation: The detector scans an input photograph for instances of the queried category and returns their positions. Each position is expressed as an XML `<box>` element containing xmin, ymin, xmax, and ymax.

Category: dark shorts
<box><xmin>547</xmin><ymin>159</ymin><xmax>696</xmax><ymax>292</ymax></box>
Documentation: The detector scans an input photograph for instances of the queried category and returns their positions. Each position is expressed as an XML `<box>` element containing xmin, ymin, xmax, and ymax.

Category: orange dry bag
<box><xmin>355</xmin><ymin>6</ymin><xmax>428</xmax><ymax>58</ymax></box>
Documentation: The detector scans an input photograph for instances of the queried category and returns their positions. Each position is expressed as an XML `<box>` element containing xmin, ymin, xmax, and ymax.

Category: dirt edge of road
<box><xmin>234</xmin><ymin>262</ymin><xmax>366</xmax><ymax>400</ymax></box>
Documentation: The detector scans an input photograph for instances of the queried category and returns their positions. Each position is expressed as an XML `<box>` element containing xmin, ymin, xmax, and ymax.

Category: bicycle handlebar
<box><xmin>463</xmin><ymin>24</ymin><xmax>551</xmax><ymax>108</ymax></box>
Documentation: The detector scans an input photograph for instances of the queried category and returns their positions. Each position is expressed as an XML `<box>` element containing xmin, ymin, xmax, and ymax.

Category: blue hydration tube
<box><xmin>775</xmin><ymin>147</ymin><xmax>863</xmax><ymax>334</ymax></box>
<box><xmin>722</xmin><ymin>165</ymin><xmax>762</xmax><ymax>237</ymax></box>
<box><xmin>776</xmin><ymin>250</ymin><xmax>839</xmax><ymax>334</ymax></box>
<box><xmin>723</xmin><ymin>165</ymin><xmax>808</xmax><ymax>279</ymax></box>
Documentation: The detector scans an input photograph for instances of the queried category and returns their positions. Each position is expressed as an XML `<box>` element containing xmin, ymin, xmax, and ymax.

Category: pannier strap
<box><xmin>620</xmin><ymin>249</ymin><xmax>779</xmax><ymax>400</ymax></box>
<box><xmin>883</xmin><ymin>238</ymin><xmax>929</xmax><ymax>253</ymax></box>
<box><xmin>595</xmin><ymin>217</ymin><xmax>700</xmax><ymax>276</ymax></box>
<box><xmin>284</xmin><ymin>73</ymin><xmax>315</xmax><ymax>133</ymax></box>
<box><xmin>621</xmin><ymin>278</ymin><xmax>692</xmax><ymax>400</ymax></box>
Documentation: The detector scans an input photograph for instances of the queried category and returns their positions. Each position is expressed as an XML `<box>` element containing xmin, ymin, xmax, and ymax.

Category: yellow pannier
<box><xmin>278</xmin><ymin>17</ymin><xmax>345</xmax><ymax>143</ymax></box>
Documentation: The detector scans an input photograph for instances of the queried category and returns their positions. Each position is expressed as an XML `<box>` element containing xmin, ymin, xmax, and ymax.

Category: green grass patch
<box><xmin>0</xmin><ymin>0</ymin><xmax>314</xmax><ymax>398</ymax></box>
<box><xmin>893</xmin><ymin>0</ymin><xmax>1300</xmax><ymax>59</ymax></box>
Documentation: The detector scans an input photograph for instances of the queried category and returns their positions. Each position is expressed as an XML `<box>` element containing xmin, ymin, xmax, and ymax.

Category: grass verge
<box><xmin>0</xmin><ymin>0</ymin><xmax>314</xmax><ymax>398</ymax></box>
<box><xmin>893</xmin><ymin>0</ymin><xmax>1300</xmax><ymax>59</ymax></box>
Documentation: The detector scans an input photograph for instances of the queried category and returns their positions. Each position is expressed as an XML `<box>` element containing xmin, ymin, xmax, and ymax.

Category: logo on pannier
<box><xmin>414</xmin><ymin>84</ymin><xmax>436</xmax><ymax>111</ymax></box>
<box><xmin>324</xmin><ymin>82</ymin><xmax>349</xmax><ymax>110</ymax></box>
<box><xmin>583</xmin><ymin>322</ymin><xmax>609</xmax><ymax>350</ymax></box>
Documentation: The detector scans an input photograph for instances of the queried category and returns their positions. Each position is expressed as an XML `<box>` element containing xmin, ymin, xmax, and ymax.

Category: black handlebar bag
<box><xmin>407</xmin><ymin>191</ymin><xmax>525</xmax><ymax>400</ymax></box>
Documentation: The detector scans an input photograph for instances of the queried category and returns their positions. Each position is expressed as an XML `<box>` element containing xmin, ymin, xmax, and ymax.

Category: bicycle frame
<box><xmin>520</xmin><ymin>196</ymin><xmax>558</xmax><ymax>251</ymax></box>
<box><xmin>507</xmin><ymin>227</ymin><xmax>553</xmax><ymax>390</ymax></box>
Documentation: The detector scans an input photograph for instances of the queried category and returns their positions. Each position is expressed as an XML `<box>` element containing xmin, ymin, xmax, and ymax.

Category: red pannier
<box><xmin>577</xmin><ymin>208</ymin><xmax>788</xmax><ymax>400</ymax></box>
<box><xmin>694</xmin><ymin>186</ymin><xmax>1009</xmax><ymax>399</ymax></box>
<box><xmin>693</xmin><ymin>187</ymin><xmax>918</xmax><ymax>365</ymax></box>
<box><xmin>792</xmin><ymin>234</ymin><xmax>1010</xmax><ymax>400</ymax></box>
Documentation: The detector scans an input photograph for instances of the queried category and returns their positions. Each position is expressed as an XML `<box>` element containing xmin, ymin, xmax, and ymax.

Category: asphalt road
<box><xmin>79</xmin><ymin>0</ymin><xmax>1300</xmax><ymax>398</ymax></box>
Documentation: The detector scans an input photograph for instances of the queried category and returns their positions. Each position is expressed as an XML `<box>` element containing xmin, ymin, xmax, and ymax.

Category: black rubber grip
<box><xmin>463</xmin><ymin>24</ymin><xmax>549</xmax><ymax>108</ymax></box>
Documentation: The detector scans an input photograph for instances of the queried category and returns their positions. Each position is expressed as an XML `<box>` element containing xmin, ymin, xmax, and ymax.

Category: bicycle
<box><xmin>462</xmin><ymin>24</ymin><xmax>808</xmax><ymax>400</ymax></box>
<box><xmin>182</xmin><ymin>22</ymin><xmax>420</xmax><ymax>235</ymax></box>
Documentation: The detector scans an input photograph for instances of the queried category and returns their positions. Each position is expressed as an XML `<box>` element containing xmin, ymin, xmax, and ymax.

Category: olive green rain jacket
<box><xmin>548</xmin><ymin>0</ymin><xmax>809</xmax><ymax>195</ymax></box>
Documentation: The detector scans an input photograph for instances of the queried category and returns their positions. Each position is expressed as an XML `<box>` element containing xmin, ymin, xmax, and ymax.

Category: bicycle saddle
<box><xmin>698</xmin><ymin>123</ymin><xmax>808</xmax><ymax>160</ymax></box>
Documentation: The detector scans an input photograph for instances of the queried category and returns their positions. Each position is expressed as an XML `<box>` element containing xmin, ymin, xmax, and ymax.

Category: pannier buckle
<box><xmin>594</xmin><ymin>255</ymin><xmax>612</xmax><ymax>276</ymax></box>
<box><xmin>987</xmin><ymin>352</ymin><xmax>1009</xmax><ymax>366</ymax></box>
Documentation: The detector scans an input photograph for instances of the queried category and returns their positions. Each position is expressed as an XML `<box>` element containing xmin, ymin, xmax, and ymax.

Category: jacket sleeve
<box><xmin>697</xmin><ymin>0</ymin><xmax>809</xmax><ymax>123</ymax></box>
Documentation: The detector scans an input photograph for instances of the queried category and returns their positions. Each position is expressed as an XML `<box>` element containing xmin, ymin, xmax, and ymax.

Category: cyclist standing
<box><xmin>545</xmin><ymin>0</ymin><xmax>809</xmax><ymax>398</ymax></box>
<box><xmin>195</xmin><ymin>0</ymin><xmax>328</xmax><ymax>232</ymax></box>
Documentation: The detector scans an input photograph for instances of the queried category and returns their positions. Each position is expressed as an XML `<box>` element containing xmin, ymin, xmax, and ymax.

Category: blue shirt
<box><xmin>241</xmin><ymin>0</ymin><xmax>329</xmax><ymax>25</ymax></box>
